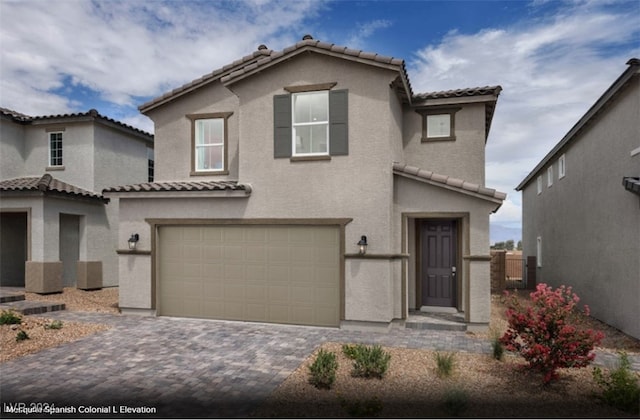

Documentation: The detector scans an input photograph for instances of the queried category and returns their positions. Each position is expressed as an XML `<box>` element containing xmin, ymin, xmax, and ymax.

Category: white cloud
<box><xmin>407</xmin><ymin>1</ymin><xmax>640</xmax><ymax>229</ymax></box>
<box><xmin>346</xmin><ymin>19</ymin><xmax>393</xmax><ymax>49</ymax></box>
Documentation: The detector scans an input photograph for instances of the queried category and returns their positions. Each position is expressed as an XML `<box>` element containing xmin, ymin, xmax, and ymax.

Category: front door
<box><xmin>420</xmin><ymin>220</ymin><xmax>457</xmax><ymax>307</ymax></box>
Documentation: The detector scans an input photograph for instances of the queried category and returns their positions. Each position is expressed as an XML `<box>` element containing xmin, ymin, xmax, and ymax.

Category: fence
<box><xmin>491</xmin><ymin>251</ymin><xmax>536</xmax><ymax>291</ymax></box>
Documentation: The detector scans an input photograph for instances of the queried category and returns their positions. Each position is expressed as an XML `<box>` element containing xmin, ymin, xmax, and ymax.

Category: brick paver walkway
<box><xmin>1</xmin><ymin>311</ymin><xmax>637</xmax><ymax>418</ymax></box>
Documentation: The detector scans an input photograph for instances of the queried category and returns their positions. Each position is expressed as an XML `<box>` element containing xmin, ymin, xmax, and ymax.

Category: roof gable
<box><xmin>0</xmin><ymin>174</ymin><xmax>108</xmax><ymax>203</ymax></box>
<box><xmin>516</xmin><ymin>58</ymin><xmax>640</xmax><ymax>191</ymax></box>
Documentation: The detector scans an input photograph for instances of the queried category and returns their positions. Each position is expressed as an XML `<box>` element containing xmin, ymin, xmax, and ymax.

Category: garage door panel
<box><xmin>159</xmin><ymin>225</ymin><xmax>340</xmax><ymax>327</ymax></box>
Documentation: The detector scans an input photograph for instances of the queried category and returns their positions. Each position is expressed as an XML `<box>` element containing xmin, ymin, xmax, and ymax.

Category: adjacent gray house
<box><xmin>105</xmin><ymin>36</ymin><xmax>505</xmax><ymax>330</ymax></box>
<box><xmin>0</xmin><ymin>108</ymin><xmax>154</xmax><ymax>291</ymax></box>
<box><xmin>516</xmin><ymin>58</ymin><xmax>640</xmax><ymax>339</ymax></box>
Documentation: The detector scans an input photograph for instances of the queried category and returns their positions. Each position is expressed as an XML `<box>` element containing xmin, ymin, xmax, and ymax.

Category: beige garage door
<box><xmin>158</xmin><ymin>225</ymin><xmax>340</xmax><ymax>327</ymax></box>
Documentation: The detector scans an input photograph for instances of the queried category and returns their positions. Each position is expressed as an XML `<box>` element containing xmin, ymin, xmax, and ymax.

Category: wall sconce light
<box><xmin>357</xmin><ymin>235</ymin><xmax>368</xmax><ymax>255</ymax></box>
<box><xmin>128</xmin><ymin>233</ymin><xmax>139</xmax><ymax>250</ymax></box>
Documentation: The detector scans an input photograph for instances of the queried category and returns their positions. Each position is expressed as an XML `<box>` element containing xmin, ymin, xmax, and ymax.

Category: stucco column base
<box><xmin>25</xmin><ymin>261</ymin><xmax>63</xmax><ymax>294</ymax></box>
<box><xmin>76</xmin><ymin>261</ymin><xmax>103</xmax><ymax>290</ymax></box>
<box><xmin>340</xmin><ymin>320</ymin><xmax>392</xmax><ymax>332</ymax></box>
<box><xmin>466</xmin><ymin>322</ymin><xmax>490</xmax><ymax>333</ymax></box>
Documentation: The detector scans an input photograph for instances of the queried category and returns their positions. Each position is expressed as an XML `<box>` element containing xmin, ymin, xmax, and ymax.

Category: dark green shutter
<box><xmin>273</xmin><ymin>94</ymin><xmax>292</xmax><ymax>158</ymax></box>
<box><xmin>329</xmin><ymin>89</ymin><xmax>348</xmax><ymax>156</ymax></box>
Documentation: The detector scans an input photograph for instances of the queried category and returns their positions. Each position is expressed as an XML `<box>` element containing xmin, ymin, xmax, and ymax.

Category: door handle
<box><xmin>451</xmin><ymin>266</ymin><xmax>456</xmax><ymax>277</ymax></box>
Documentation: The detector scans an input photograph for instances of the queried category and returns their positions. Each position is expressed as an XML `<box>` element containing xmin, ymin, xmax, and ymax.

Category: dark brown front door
<box><xmin>420</xmin><ymin>220</ymin><xmax>457</xmax><ymax>307</ymax></box>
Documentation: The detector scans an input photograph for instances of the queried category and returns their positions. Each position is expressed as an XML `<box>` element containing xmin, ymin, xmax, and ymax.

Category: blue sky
<box><xmin>1</xmin><ymin>0</ymin><xmax>639</xmax><ymax>242</ymax></box>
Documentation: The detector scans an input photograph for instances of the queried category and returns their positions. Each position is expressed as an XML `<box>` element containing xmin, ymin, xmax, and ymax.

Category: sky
<box><xmin>1</xmin><ymin>0</ymin><xmax>639</xmax><ymax>243</ymax></box>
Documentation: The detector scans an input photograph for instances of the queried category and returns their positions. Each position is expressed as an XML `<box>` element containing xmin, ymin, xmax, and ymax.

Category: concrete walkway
<box><xmin>0</xmin><ymin>311</ymin><xmax>637</xmax><ymax>418</ymax></box>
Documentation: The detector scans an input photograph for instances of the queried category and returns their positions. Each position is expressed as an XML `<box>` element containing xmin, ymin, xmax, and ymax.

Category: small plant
<box><xmin>15</xmin><ymin>330</ymin><xmax>29</xmax><ymax>342</ymax></box>
<box><xmin>346</xmin><ymin>344</ymin><xmax>391</xmax><ymax>379</ymax></box>
<box><xmin>44</xmin><ymin>320</ymin><xmax>64</xmax><ymax>330</ymax></box>
<box><xmin>491</xmin><ymin>336</ymin><xmax>504</xmax><ymax>361</ymax></box>
<box><xmin>339</xmin><ymin>396</ymin><xmax>383</xmax><ymax>417</ymax></box>
<box><xmin>0</xmin><ymin>310</ymin><xmax>22</xmax><ymax>325</ymax></box>
<box><xmin>308</xmin><ymin>349</ymin><xmax>338</xmax><ymax>389</ymax></box>
<box><xmin>442</xmin><ymin>387</ymin><xmax>468</xmax><ymax>416</ymax></box>
<box><xmin>435</xmin><ymin>352</ymin><xmax>456</xmax><ymax>378</ymax></box>
<box><xmin>500</xmin><ymin>283</ymin><xmax>604</xmax><ymax>384</ymax></box>
<box><xmin>593</xmin><ymin>352</ymin><xmax>640</xmax><ymax>414</ymax></box>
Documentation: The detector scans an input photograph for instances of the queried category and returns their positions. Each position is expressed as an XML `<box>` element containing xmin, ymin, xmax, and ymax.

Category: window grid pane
<box><xmin>49</xmin><ymin>132</ymin><xmax>63</xmax><ymax>166</ymax></box>
<box><xmin>195</xmin><ymin>118</ymin><xmax>224</xmax><ymax>171</ymax></box>
<box><xmin>292</xmin><ymin>91</ymin><xmax>329</xmax><ymax>155</ymax></box>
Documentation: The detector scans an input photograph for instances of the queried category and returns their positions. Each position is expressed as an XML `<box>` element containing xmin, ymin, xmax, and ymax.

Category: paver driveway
<box><xmin>0</xmin><ymin>311</ymin><xmax>491</xmax><ymax>418</ymax></box>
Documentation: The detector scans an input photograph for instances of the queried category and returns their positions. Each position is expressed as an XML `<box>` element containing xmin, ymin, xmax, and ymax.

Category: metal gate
<box><xmin>505</xmin><ymin>257</ymin><xmax>526</xmax><ymax>289</ymax></box>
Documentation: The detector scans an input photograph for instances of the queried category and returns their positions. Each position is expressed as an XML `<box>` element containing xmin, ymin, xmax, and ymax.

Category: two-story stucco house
<box><xmin>105</xmin><ymin>36</ymin><xmax>505</xmax><ymax>331</ymax></box>
<box><xmin>516</xmin><ymin>58</ymin><xmax>640</xmax><ymax>339</ymax></box>
<box><xmin>0</xmin><ymin>108</ymin><xmax>154</xmax><ymax>291</ymax></box>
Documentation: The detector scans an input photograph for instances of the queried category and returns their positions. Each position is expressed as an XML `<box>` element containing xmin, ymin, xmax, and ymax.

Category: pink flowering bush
<box><xmin>500</xmin><ymin>283</ymin><xmax>604</xmax><ymax>384</ymax></box>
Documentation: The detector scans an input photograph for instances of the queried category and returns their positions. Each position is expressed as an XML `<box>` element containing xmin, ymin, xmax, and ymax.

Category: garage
<box><xmin>157</xmin><ymin>224</ymin><xmax>341</xmax><ymax>327</ymax></box>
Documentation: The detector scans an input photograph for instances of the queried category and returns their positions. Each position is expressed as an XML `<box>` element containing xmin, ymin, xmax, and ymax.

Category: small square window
<box><xmin>547</xmin><ymin>166</ymin><xmax>553</xmax><ymax>187</ymax></box>
<box><xmin>418</xmin><ymin>108</ymin><xmax>459</xmax><ymax>142</ymax></box>
<box><xmin>427</xmin><ymin>114</ymin><xmax>451</xmax><ymax>138</ymax></box>
<box><xmin>558</xmin><ymin>154</ymin><xmax>566</xmax><ymax>179</ymax></box>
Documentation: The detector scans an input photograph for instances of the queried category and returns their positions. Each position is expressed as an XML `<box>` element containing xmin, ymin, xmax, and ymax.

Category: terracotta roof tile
<box><xmin>414</xmin><ymin>86</ymin><xmax>502</xmax><ymax>100</ymax></box>
<box><xmin>0</xmin><ymin>175</ymin><xmax>108</xmax><ymax>203</ymax></box>
<box><xmin>393</xmin><ymin>162</ymin><xmax>507</xmax><ymax>202</ymax></box>
<box><xmin>103</xmin><ymin>180</ymin><xmax>250</xmax><ymax>194</ymax></box>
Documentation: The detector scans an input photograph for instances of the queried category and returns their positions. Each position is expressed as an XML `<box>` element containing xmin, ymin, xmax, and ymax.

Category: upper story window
<box><xmin>547</xmin><ymin>165</ymin><xmax>553</xmax><ymax>187</ymax></box>
<box><xmin>292</xmin><ymin>91</ymin><xmax>329</xmax><ymax>156</ymax></box>
<box><xmin>274</xmin><ymin>83</ymin><xmax>348</xmax><ymax>160</ymax></box>
<box><xmin>416</xmin><ymin>108</ymin><xmax>460</xmax><ymax>142</ymax></box>
<box><xmin>147</xmin><ymin>147</ymin><xmax>154</xmax><ymax>182</ymax></box>
<box><xmin>558</xmin><ymin>154</ymin><xmax>566</xmax><ymax>179</ymax></box>
<box><xmin>48</xmin><ymin>132</ymin><xmax>63</xmax><ymax>167</ymax></box>
<box><xmin>537</xmin><ymin>175</ymin><xmax>542</xmax><ymax>195</ymax></box>
<box><xmin>187</xmin><ymin>112</ymin><xmax>232</xmax><ymax>175</ymax></box>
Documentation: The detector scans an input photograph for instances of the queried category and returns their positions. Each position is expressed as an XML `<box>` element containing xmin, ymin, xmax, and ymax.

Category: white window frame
<box><xmin>537</xmin><ymin>175</ymin><xmax>542</xmax><ymax>195</ymax></box>
<box><xmin>536</xmin><ymin>236</ymin><xmax>542</xmax><ymax>267</ymax></box>
<box><xmin>558</xmin><ymin>154</ymin><xmax>566</xmax><ymax>179</ymax></box>
<box><xmin>547</xmin><ymin>166</ymin><xmax>553</xmax><ymax>187</ymax></box>
<box><xmin>292</xmin><ymin>91</ymin><xmax>329</xmax><ymax>157</ymax></box>
<box><xmin>48</xmin><ymin>131</ymin><xmax>63</xmax><ymax>167</ymax></box>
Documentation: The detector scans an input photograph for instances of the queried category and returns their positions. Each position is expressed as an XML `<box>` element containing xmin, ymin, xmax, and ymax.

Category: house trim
<box><xmin>145</xmin><ymin>218</ymin><xmax>352</xmax><ymax>319</ymax></box>
<box><xmin>284</xmin><ymin>82</ymin><xmax>337</xmax><ymax>93</ymax></box>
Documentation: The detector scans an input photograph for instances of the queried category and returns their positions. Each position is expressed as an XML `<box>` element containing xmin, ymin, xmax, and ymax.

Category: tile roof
<box><xmin>393</xmin><ymin>162</ymin><xmax>507</xmax><ymax>204</ymax></box>
<box><xmin>0</xmin><ymin>107</ymin><xmax>153</xmax><ymax>139</ymax></box>
<box><xmin>623</xmin><ymin>177</ymin><xmax>640</xmax><ymax>196</ymax></box>
<box><xmin>0</xmin><ymin>174</ymin><xmax>108</xmax><ymax>203</ymax></box>
<box><xmin>139</xmin><ymin>35</ymin><xmax>414</xmax><ymax>113</ymax></box>
<box><xmin>103</xmin><ymin>180</ymin><xmax>251</xmax><ymax>194</ymax></box>
<box><xmin>413</xmin><ymin>86</ymin><xmax>502</xmax><ymax>100</ymax></box>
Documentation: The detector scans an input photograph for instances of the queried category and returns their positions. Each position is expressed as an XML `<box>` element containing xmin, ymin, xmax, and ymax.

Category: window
<box><xmin>292</xmin><ymin>91</ymin><xmax>329</xmax><ymax>156</ymax></box>
<box><xmin>536</xmin><ymin>236</ymin><xmax>542</xmax><ymax>267</ymax></box>
<box><xmin>147</xmin><ymin>147</ymin><xmax>154</xmax><ymax>182</ymax></box>
<box><xmin>187</xmin><ymin>112</ymin><xmax>232</xmax><ymax>175</ymax></box>
<box><xmin>416</xmin><ymin>108</ymin><xmax>460</xmax><ymax>142</ymax></box>
<box><xmin>273</xmin><ymin>86</ymin><xmax>348</xmax><ymax>159</ymax></box>
<box><xmin>49</xmin><ymin>132</ymin><xmax>63</xmax><ymax>167</ymax></box>
<box><xmin>558</xmin><ymin>154</ymin><xmax>566</xmax><ymax>179</ymax></box>
<box><xmin>537</xmin><ymin>175</ymin><xmax>542</xmax><ymax>195</ymax></box>
<box><xmin>547</xmin><ymin>166</ymin><xmax>553</xmax><ymax>187</ymax></box>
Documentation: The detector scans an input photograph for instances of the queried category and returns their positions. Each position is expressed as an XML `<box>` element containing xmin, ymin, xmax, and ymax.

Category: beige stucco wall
<box><xmin>402</xmin><ymin>103</ymin><xmax>487</xmax><ymax>185</ymax></box>
<box><xmin>0</xmin><ymin>117</ymin><xmax>26</xmax><ymax>179</ymax></box>
<box><xmin>521</xmin><ymin>76</ymin><xmax>640</xmax><ymax>339</ymax></box>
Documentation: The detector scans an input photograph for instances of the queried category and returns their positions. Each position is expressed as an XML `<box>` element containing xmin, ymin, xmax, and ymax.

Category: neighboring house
<box><xmin>0</xmin><ymin>108</ymin><xmax>154</xmax><ymax>290</ymax></box>
<box><xmin>105</xmin><ymin>36</ymin><xmax>505</xmax><ymax>330</ymax></box>
<box><xmin>516</xmin><ymin>58</ymin><xmax>640</xmax><ymax>339</ymax></box>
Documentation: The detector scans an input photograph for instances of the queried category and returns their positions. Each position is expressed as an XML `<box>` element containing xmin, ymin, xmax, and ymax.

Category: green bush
<box><xmin>491</xmin><ymin>336</ymin><xmax>504</xmax><ymax>361</ymax></box>
<box><xmin>308</xmin><ymin>349</ymin><xmax>338</xmax><ymax>389</ymax></box>
<box><xmin>435</xmin><ymin>352</ymin><xmax>456</xmax><ymax>378</ymax></box>
<box><xmin>16</xmin><ymin>330</ymin><xmax>29</xmax><ymax>342</ymax></box>
<box><xmin>0</xmin><ymin>310</ymin><xmax>22</xmax><ymax>325</ymax></box>
<box><xmin>593</xmin><ymin>352</ymin><xmax>640</xmax><ymax>414</ymax></box>
<box><xmin>343</xmin><ymin>344</ymin><xmax>391</xmax><ymax>379</ymax></box>
<box><xmin>339</xmin><ymin>396</ymin><xmax>383</xmax><ymax>417</ymax></box>
<box><xmin>44</xmin><ymin>320</ymin><xmax>64</xmax><ymax>330</ymax></box>
<box><xmin>443</xmin><ymin>388</ymin><xmax>468</xmax><ymax>416</ymax></box>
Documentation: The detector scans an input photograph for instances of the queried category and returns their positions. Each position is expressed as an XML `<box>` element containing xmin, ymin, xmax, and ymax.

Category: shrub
<box><xmin>443</xmin><ymin>388</ymin><xmax>468</xmax><ymax>416</ymax></box>
<box><xmin>44</xmin><ymin>320</ymin><xmax>64</xmax><ymax>330</ymax></box>
<box><xmin>308</xmin><ymin>349</ymin><xmax>338</xmax><ymax>389</ymax></box>
<box><xmin>491</xmin><ymin>336</ymin><xmax>504</xmax><ymax>361</ymax></box>
<box><xmin>500</xmin><ymin>283</ymin><xmax>604</xmax><ymax>384</ymax></box>
<box><xmin>16</xmin><ymin>330</ymin><xmax>29</xmax><ymax>342</ymax></box>
<box><xmin>344</xmin><ymin>344</ymin><xmax>391</xmax><ymax>379</ymax></box>
<box><xmin>435</xmin><ymin>352</ymin><xmax>456</xmax><ymax>378</ymax></box>
<box><xmin>339</xmin><ymin>396</ymin><xmax>383</xmax><ymax>417</ymax></box>
<box><xmin>593</xmin><ymin>352</ymin><xmax>640</xmax><ymax>414</ymax></box>
<box><xmin>0</xmin><ymin>310</ymin><xmax>22</xmax><ymax>325</ymax></box>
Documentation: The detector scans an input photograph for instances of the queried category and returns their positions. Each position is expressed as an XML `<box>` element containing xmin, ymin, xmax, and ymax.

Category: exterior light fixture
<box><xmin>128</xmin><ymin>233</ymin><xmax>139</xmax><ymax>250</ymax></box>
<box><xmin>357</xmin><ymin>235</ymin><xmax>368</xmax><ymax>255</ymax></box>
